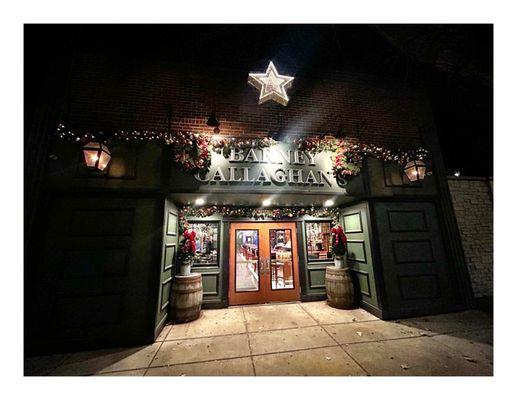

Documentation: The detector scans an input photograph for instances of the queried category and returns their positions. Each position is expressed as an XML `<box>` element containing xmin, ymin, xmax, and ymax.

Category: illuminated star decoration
<box><xmin>248</xmin><ymin>61</ymin><xmax>294</xmax><ymax>106</ymax></box>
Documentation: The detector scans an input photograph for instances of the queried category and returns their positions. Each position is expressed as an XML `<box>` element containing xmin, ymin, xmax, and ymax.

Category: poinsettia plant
<box><xmin>178</xmin><ymin>229</ymin><xmax>197</xmax><ymax>262</ymax></box>
<box><xmin>331</xmin><ymin>225</ymin><xmax>348</xmax><ymax>257</ymax></box>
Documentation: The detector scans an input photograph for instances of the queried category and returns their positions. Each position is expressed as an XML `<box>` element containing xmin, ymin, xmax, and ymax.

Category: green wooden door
<box><xmin>27</xmin><ymin>196</ymin><xmax>162</xmax><ymax>354</ymax></box>
<box><xmin>373</xmin><ymin>201</ymin><xmax>457</xmax><ymax>318</ymax></box>
<box><xmin>341</xmin><ymin>202</ymin><xmax>380</xmax><ymax>314</ymax></box>
<box><xmin>155</xmin><ymin>197</ymin><xmax>179</xmax><ymax>338</ymax></box>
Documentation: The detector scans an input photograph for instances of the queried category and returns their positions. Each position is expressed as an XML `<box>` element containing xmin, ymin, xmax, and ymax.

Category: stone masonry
<box><xmin>448</xmin><ymin>177</ymin><xmax>493</xmax><ymax>298</ymax></box>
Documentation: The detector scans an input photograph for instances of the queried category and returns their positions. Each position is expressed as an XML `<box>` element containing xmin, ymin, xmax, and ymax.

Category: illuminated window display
<box><xmin>189</xmin><ymin>222</ymin><xmax>219</xmax><ymax>265</ymax></box>
<box><xmin>305</xmin><ymin>221</ymin><xmax>333</xmax><ymax>262</ymax></box>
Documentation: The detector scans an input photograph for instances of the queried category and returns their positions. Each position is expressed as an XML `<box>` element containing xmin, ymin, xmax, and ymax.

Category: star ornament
<box><xmin>248</xmin><ymin>61</ymin><xmax>294</xmax><ymax>106</ymax></box>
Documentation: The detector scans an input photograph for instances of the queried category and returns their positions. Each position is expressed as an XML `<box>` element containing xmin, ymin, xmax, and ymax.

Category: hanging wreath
<box><xmin>168</xmin><ymin>131</ymin><xmax>212</xmax><ymax>175</ymax></box>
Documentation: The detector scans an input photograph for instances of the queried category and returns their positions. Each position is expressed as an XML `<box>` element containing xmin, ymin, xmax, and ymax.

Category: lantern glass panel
<box><xmin>98</xmin><ymin>151</ymin><xmax>111</xmax><ymax>171</ymax></box>
<box><xmin>417</xmin><ymin>164</ymin><xmax>426</xmax><ymax>180</ymax></box>
<box><xmin>404</xmin><ymin>160</ymin><xmax>426</xmax><ymax>182</ymax></box>
<box><xmin>83</xmin><ymin>148</ymin><xmax>100</xmax><ymax>167</ymax></box>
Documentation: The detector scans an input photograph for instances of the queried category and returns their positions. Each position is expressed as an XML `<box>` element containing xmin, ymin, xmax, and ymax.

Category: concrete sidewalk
<box><xmin>25</xmin><ymin>301</ymin><xmax>493</xmax><ymax>376</ymax></box>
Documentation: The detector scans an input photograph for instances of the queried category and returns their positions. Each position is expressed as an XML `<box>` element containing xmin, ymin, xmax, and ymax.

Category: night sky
<box><xmin>25</xmin><ymin>24</ymin><xmax>493</xmax><ymax>177</ymax></box>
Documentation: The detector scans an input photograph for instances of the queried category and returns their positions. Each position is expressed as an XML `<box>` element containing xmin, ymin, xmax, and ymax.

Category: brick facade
<box><xmin>448</xmin><ymin>177</ymin><xmax>493</xmax><ymax>298</ymax></box>
<box><xmin>62</xmin><ymin>53</ymin><xmax>425</xmax><ymax>149</ymax></box>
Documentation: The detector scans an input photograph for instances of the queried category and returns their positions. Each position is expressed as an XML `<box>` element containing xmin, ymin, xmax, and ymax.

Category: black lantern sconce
<box><xmin>83</xmin><ymin>141</ymin><xmax>112</xmax><ymax>171</ymax></box>
<box><xmin>206</xmin><ymin>107</ymin><xmax>220</xmax><ymax>134</ymax></box>
<box><xmin>404</xmin><ymin>159</ymin><xmax>427</xmax><ymax>182</ymax></box>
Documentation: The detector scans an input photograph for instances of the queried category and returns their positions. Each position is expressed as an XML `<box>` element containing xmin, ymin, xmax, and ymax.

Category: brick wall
<box><xmin>62</xmin><ymin>53</ymin><xmax>426</xmax><ymax>149</ymax></box>
<box><xmin>448</xmin><ymin>177</ymin><xmax>493</xmax><ymax>298</ymax></box>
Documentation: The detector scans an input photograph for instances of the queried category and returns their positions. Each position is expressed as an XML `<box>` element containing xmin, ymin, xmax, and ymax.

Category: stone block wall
<box><xmin>448</xmin><ymin>177</ymin><xmax>493</xmax><ymax>298</ymax></box>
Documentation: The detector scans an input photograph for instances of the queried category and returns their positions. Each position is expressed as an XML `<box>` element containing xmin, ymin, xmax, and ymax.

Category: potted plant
<box><xmin>178</xmin><ymin>229</ymin><xmax>196</xmax><ymax>276</ymax></box>
<box><xmin>172</xmin><ymin>228</ymin><xmax>203</xmax><ymax>323</ymax></box>
<box><xmin>331</xmin><ymin>225</ymin><xmax>347</xmax><ymax>268</ymax></box>
<box><xmin>326</xmin><ymin>224</ymin><xmax>354</xmax><ymax>309</ymax></box>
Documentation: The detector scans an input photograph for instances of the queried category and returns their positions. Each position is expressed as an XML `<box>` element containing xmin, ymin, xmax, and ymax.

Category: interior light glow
<box><xmin>262</xmin><ymin>199</ymin><xmax>272</xmax><ymax>207</ymax></box>
<box><xmin>324</xmin><ymin>199</ymin><xmax>334</xmax><ymax>207</ymax></box>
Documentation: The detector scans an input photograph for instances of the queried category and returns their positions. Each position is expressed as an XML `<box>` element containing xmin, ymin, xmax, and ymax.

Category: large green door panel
<box><xmin>155</xmin><ymin>197</ymin><xmax>178</xmax><ymax>338</ymax></box>
<box><xmin>340</xmin><ymin>202</ymin><xmax>380</xmax><ymax>315</ymax></box>
<box><xmin>372</xmin><ymin>201</ymin><xmax>458</xmax><ymax>319</ymax></box>
<box><xmin>27</xmin><ymin>196</ymin><xmax>163</xmax><ymax>354</ymax></box>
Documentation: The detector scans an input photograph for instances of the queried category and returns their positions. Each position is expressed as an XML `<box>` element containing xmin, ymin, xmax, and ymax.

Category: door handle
<box><xmin>259</xmin><ymin>259</ymin><xmax>270</xmax><ymax>275</ymax></box>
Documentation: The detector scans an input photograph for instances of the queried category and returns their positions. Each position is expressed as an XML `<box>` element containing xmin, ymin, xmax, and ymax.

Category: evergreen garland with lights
<box><xmin>179</xmin><ymin>205</ymin><xmax>339</xmax><ymax>232</ymax></box>
<box><xmin>55</xmin><ymin>124</ymin><xmax>429</xmax><ymax>179</ymax></box>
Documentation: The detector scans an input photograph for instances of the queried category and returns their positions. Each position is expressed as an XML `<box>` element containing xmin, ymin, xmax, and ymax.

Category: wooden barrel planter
<box><xmin>171</xmin><ymin>273</ymin><xmax>203</xmax><ymax>323</ymax></box>
<box><xmin>325</xmin><ymin>266</ymin><xmax>354</xmax><ymax>309</ymax></box>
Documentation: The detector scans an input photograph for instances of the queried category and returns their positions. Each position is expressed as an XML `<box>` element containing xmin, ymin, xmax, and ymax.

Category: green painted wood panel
<box><xmin>373</xmin><ymin>201</ymin><xmax>457</xmax><ymax>318</ymax></box>
<box><xmin>28</xmin><ymin>196</ymin><xmax>163</xmax><ymax>353</ymax></box>
<box><xmin>341</xmin><ymin>202</ymin><xmax>380</xmax><ymax>311</ymax></box>
<box><xmin>155</xmin><ymin>197</ymin><xmax>178</xmax><ymax>337</ymax></box>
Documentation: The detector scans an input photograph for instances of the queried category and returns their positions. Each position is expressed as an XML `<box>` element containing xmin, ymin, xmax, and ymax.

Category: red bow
<box><xmin>183</xmin><ymin>230</ymin><xmax>197</xmax><ymax>253</ymax></box>
<box><xmin>331</xmin><ymin>225</ymin><xmax>347</xmax><ymax>245</ymax></box>
<box><xmin>183</xmin><ymin>230</ymin><xmax>196</xmax><ymax>240</ymax></box>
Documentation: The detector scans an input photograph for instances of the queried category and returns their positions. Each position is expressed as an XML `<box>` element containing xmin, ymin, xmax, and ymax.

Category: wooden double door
<box><xmin>229</xmin><ymin>222</ymin><xmax>300</xmax><ymax>305</ymax></box>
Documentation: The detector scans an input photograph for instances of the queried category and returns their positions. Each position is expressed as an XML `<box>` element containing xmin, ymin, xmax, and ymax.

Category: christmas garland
<box><xmin>179</xmin><ymin>205</ymin><xmax>339</xmax><ymax>232</ymax></box>
<box><xmin>294</xmin><ymin>136</ymin><xmax>429</xmax><ymax>178</ymax></box>
<box><xmin>55</xmin><ymin>124</ymin><xmax>429</xmax><ymax>179</ymax></box>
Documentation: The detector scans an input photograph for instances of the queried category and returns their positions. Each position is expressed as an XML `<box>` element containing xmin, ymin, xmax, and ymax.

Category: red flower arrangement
<box><xmin>179</xmin><ymin>229</ymin><xmax>197</xmax><ymax>262</ymax></box>
<box><xmin>331</xmin><ymin>225</ymin><xmax>348</xmax><ymax>257</ymax></box>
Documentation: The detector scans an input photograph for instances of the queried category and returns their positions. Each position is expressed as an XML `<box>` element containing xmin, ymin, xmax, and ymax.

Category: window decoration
<box><xmin>188</xmin><ymin>222</ymin><xmax>219</xmax><ymax>266</ymax></box>
<box><xmin>305</xmin><ymin>221</ymin><xmax>333</xmax><ymax>262</ymax></box>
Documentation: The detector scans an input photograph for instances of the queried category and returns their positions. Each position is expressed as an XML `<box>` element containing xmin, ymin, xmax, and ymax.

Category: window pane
<box><xmin>305</xmin><ymin>222</ymin><xmax>333</xmax><ymax>262</ymax></box>
<box><xmin>236</xmin><ymin>230</ymin><xmax>259</xmax><ymax>292</ymax></box>
<box><xmin>190</xmin><ymin>222</ymin><xmax>219</xmax><ymax>265</ymax></box>
<box><xmin>270</xmin><ymin>229</ymin><xmax>294</xmax><ymax>290</ymax></box>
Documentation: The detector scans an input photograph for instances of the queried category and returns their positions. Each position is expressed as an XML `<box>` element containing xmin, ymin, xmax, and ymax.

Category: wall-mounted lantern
<box><xmin>404</xmin><ymin>159</ymin><xmax>426</xmax><ymax>182</ymax></box>
<box><xmin>83</xmin><ymin>141</ymin><xmax>111</xmax><ymax>171</ymax></box>
<box><xmin>206</xmin><ymin>107</ymin><xmax>220</xmax><ymax>134</ymax></box>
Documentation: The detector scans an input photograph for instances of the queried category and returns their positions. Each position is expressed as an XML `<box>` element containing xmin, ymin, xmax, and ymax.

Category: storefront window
<box><xmin>189</xmin><ymin>222</ymin><xmax>219</xmax><ymax>265</ymax></box>
<box><xmin>305</xmin><ymin>221</ymin><xmax>333</xmax><ymax>262</ymax></box>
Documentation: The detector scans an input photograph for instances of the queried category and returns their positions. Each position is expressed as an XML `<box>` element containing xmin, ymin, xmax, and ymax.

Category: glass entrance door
<box><xmin>229</xmin><ymin>222</ymin><xmax>300</xmax><ymax>305</ymax></box>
